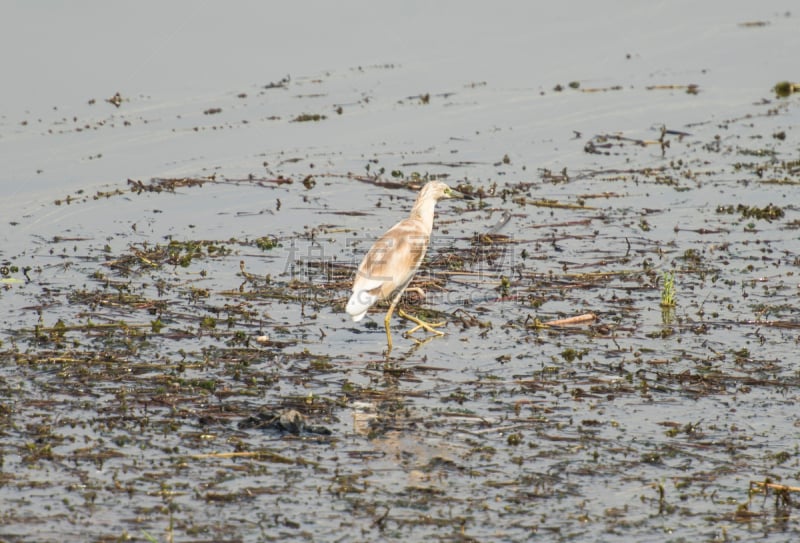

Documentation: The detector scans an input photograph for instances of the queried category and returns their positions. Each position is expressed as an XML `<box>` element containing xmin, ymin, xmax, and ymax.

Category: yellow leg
<box><xmin>397</xmin><ymin>308</ymin><xmax>446</xmax><ymax>338</ymax></box>
<box><xmin>383</xmin><ymin>290</ymin><xmax>445</xmax><ymax>353</ymax></box>
<box><xmin>384</xmin><ymin>297</ymin><xmax>400</xmax><ymax>354</ymax></box>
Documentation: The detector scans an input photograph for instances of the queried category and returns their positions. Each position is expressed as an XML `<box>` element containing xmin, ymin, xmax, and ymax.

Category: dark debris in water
<box><xmin>291</xmin><ymin>113</ymin><xmax>327</xmax><ymax>122</ymax></box>
<box><xmin>2</xmin><ymin>67</ymin><xmax>800</xmax><ymax>543</ymax></box>
<box><xmin>238</xmin><ymin>408</ymin><xmax>333</xmax><ymax>435</ymax></box>
<box><xmin>716</xmin><ymin>203</ymin><xmax>785</xmax><ymax>221</ymax></box>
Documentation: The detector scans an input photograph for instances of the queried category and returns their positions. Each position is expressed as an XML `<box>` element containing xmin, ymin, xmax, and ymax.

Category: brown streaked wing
<box><xmin>356</xmin><ymin>219</ymin><xmax>429</xmax><ymax>300</ymax></box>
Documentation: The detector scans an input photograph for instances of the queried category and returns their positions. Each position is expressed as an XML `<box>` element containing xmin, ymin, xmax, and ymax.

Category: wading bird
<box><xmin>345</xmin><ymin>181</ymin><xmax>465</xmax><ymax>353</ymax></box>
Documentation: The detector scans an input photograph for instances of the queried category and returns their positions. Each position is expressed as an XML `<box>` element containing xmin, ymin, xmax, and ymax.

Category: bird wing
<box><xmin>346</xmin><ymin>219</ymin><xmax>428</xmax><ymax>320</ymax></box>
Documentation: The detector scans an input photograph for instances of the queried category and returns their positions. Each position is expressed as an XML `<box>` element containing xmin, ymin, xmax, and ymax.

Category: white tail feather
<box><xmin>346</xmin><ymin>289</ymin><xmax>379</xmax><ymax>322</ymax></box>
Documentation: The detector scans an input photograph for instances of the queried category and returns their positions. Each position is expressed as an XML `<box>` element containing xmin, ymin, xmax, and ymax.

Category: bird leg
<box><xmin>397</xmin><ymin>308</ymin><xmax>446</xmax><ymax>338</ymax></box>
<box><xmin>383</xmin><ymin>294</ymin><xmax>403</xmax><ymax>355</ymax></box>
<box><xmin>383</xmin><ymin>292</ymin><xmax>445</xmax><ymax>354</ymax></box>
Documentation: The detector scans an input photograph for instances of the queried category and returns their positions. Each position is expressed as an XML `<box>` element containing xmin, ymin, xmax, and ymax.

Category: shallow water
<box><xmin>2</xmin><ymin>2</ymin><xmax>800</xmax><ymax>542</ymax></box>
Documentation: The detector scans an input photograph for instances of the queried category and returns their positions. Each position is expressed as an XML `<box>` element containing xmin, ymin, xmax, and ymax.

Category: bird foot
<box><xmin>398</xmin><ymin>308</ymin><xmax>446</xmax><ymax>338</ymax></box>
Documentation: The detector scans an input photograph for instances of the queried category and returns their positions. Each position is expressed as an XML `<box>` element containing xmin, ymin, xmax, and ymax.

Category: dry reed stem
<box><xmin>543</xmin><ymin>313</ymin><xmax>597</xmax><ymax>326</ymax></box>
<box><xmin>751</xmin><ymin>481</ymin><xmax>800</xmax><ymax>493</ymax></box>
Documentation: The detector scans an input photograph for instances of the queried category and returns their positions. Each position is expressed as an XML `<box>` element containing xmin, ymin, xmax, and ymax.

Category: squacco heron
<box><xmin>345</xmin><ymin>181</ymin><xmax>465</xmax><ymax>352</ymax></box>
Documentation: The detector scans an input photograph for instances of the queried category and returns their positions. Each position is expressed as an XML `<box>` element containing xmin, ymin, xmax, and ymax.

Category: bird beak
<box><xmin>448</xmin><ymin>187</ymin><xmax>473</xmax><ymax>200</ymax></box>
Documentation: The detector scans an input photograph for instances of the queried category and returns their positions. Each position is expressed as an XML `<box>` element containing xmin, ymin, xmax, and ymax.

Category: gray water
<box><xmin>1</xmin><ymin>2</ymin><xmax>799</xmax><ymax>541</ymax></box>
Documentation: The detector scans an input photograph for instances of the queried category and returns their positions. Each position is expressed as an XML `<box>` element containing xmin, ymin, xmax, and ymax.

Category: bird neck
<box><xmin>409</xmin><ymin>197</ymin><xmax>437</xmax><ymax>233</ymax></box>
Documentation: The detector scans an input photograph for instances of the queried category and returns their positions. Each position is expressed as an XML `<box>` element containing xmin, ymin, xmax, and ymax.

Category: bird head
<box><xmin>420</xmin><ymin>181</ymin><xmax>471</xmax><ymax>201</ymax></box>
